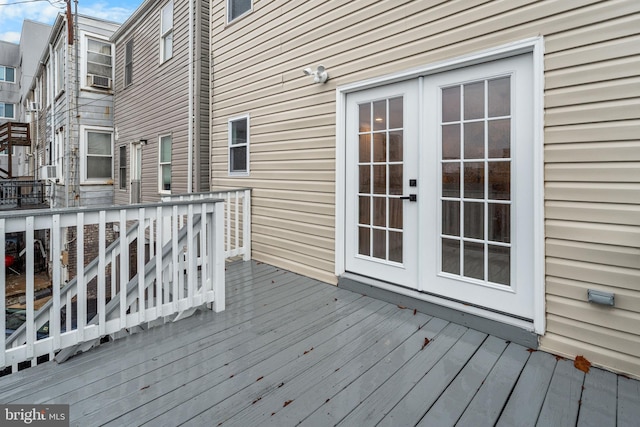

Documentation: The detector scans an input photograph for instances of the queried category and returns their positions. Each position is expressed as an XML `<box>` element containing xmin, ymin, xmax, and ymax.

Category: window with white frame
<box><xmin>83</xmin><ymin>128</ymin><xmax>113</xmax><ymax>182</ymax></box>
<box><xmin>159</xmin><ymin>134</ymin><xmax>172</xmax><ymax>192</ymax></box>
<box><xmin>124</xmin><ymin>39</ymin><xmax>133</xmax><ymax>87</ymax></box>
<box><xmin>55</xmin><ymin>42</ymin><xmax>64</xmax><ymax>95</ymax></box>
<box><xmin>119</xmin><ymin>145</ymin><xmax>127</xmax><ymax>189</ymax></box>
<box><xmin>85</xmin><ymin>36</ymin><xmax>113</xmax><ymax>90</ymax></box>
<box><xmin>0</xmin><ymin>103</ymin><xmax>15</xmax><ymax>119</ymax></box>
<box><xmin>160</xmin><ymin>0</ymin><xmax>173</xmax><ymax>63</ymax></box>
<box><xmin>228</xmin><ymin>115</ymin><xmax>249</xmax><ymax>175</ymax></box>
<box><xmin>227</xmin><ymin>0</ymin><xmax>252</xmax><ymax>23</ymax></box>
<box><xmin>0</xmin><ymin>66</ymin><xmax>16</xmax><ymax>83</ymax></box>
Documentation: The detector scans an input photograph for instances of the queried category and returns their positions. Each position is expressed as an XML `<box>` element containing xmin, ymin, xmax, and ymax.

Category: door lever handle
<box><xmin>399</xmin><ymin>194</ymin><xmax>417</xmax><ymax>202</ymax></box>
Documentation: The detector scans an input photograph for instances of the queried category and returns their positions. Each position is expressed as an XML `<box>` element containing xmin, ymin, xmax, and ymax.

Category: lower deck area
<box><xmin>0</xmin><ymin>260</ymin><xmax>638</xmax><ymax>426</ymax></box>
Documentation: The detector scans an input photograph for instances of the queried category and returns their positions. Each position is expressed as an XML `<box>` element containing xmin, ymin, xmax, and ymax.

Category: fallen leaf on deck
<box><xmin>397</xmin><ymin>305</ymin><xmax>406</xmax><ymax>309</ymax></box>
<box><xmin>252</xmin><ymin>397</ymin><xmax>262</xmax><ymax>404</ymax></box>
<box><xmin>555</xmin><ymin>355</ymin><xmax>565</xmax><ymax>361</ymax></box>
<box><xmin>574</xmin><ymin>355</ymin><xmax>591</xmax><ymax>373</ymax></box>
<box><xmin>277</xmin><ymin>382</ymin><xmax>284</xmax><ymax>388</ymax></box>
<box><xmin>271</xmin><ymin>413</ymin><xmax>275</xmax><ymax>416</ymax></box>
<box><xmin>413</xmin><ymin>309</ymin><xmax>417</xmax><ymax>315</ymax></box>
<box><xmin>527</xmin><ymin>348</ymin><xmax>536</xmax><ymax>353</ymax></box>
<box><xmin>256</xmin><ymin>376</ymin><xmax>264</xmax><ymax>381</ymax></box>
<box><xmin>229</xmin><ymin>374</ymin><xmax>234</xmax><ymax>378</ymax></box>
<box><xmin>325</xmin><ymin>398</ymin><xmax>330</xmax><ymax>403</ymax></box>
<box><xmin>140</xmin><ymin>385</ymin><xmax>150</xmax><ymax>391</ymax></box>
<box><xmin>421</xmin><ymin>337</ymin><xmax>430</xmax><ymax>350</ymax></box>
<box><xmin>271</xmin><ymin>280</ymin><xmax>275</xmax><ymax>283</ymax></box>
<box><xmin>334</xmin><ymin>298</ymin><xmax>337</xmax><ymax>301</ymax></box>
<box><xmin>303</xmin><ymin>347</ymin><xmax>314</xmax><ymax>355</ymax></box>
<box><xmin>283</xmin><ymin>400</ymin><xmax>293</xmax><ymax>407</ymax></box>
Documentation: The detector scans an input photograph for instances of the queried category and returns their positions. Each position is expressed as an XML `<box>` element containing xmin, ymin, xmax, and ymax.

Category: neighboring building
<box><xmin>0</xmin><ymin>20</ymin><xmax>51</xmax><ymax>178</ymax></box>
<box><xmin>209</xmin><ymin>1</ymin><xmax>640</xmax><ymax>378</ymax></box>
<box><xmin>26</xmin><ymin>13</ymin><xmax>119</xmax><ymax>208</ymax></box>
<box><xmin>111</xmin><ymin>0</ymin><xmax>210</xmax><ymax>205</ymax></box>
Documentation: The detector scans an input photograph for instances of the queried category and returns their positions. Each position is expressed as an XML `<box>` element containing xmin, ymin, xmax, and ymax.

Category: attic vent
<box><xmin>88</xmin><ymin>74</ymin><xmax>111</xmax><ymax>89</ymax></box>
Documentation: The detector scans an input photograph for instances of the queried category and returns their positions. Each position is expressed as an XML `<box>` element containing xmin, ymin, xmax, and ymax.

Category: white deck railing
<box><xmin>163</xmin><ymin>189</ymin><xmax>251</xmax><ymax>261</ymax></box>
<box><xmin>1</xmin><ymin>197</ymin><xmax>226</xmax><ymax>371</ymax></box>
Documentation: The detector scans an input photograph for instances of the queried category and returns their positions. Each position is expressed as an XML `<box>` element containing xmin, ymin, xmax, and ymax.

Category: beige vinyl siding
<box><xmin>211</xmin><ymin>0</ymin><xmax>640</xmax><ymax>376</ymax></box>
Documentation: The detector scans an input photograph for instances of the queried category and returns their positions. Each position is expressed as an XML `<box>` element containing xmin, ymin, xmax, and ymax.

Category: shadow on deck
<box><xmin>0</xmin><ymin>260</ymin><xmax>638</xmax><ymax>426</ymax></box>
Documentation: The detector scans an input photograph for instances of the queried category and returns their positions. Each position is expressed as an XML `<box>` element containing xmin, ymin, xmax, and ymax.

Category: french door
<box><xmin>345</xmin><ymin>54</ymin><xmax>534</xmax><ymax>319</ymax></box>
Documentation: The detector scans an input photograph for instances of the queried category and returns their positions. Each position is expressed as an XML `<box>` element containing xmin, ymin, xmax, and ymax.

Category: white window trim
<box><xmin>54</xmin><ymin>38</ymin><xmax>65</xmax><ymax>96</ymax></box>
<box><xmin>124</xmin><ymin>39</ymin><xmax>134</xmax><ymax>87</ymax></box>
<box><xmin>228</xmin><ymin>113</ymin><xmax>250</xmax><ymax>176</ymax></box>
<box><xmin>226</xmin><ymin>0</ymin><xmax>253</xmax><ymax>24</ymax></box>
<box><xmin>158</xmin><ymin>133</ymin><xmax>172</xmax><ymax>194</ymax></box>
<box><xmin>160</xmin><ymin>0</ymin><xmax>174</xmax><ymax>64</ymax></box>
<box><xmin>335</xmin><ymin>37</ymin><xmax>545</xmax><ymax>334</ymax></box>
<box><xmin>0</xmin><ymin>103</ymin><xmax>15</xmax><ymax>119</ymax></box>
<box><xmin>0</xmin><ymin>65</ymin><xmax>16</xmax><ymax>84</ymax></box>
<box><xmin>80</xmin><ymin>31</ymin><xmax>114</xmax><ymax>91</ymax></box>
<box><xmin>79</xmin><ymin>125</ymin><xmax>114</xmax><ymax>184</ymax></box>
<box><xmin>119</xmin><ymin>145</ymin><xmax>127</xmax><ymax>190</ymax></box>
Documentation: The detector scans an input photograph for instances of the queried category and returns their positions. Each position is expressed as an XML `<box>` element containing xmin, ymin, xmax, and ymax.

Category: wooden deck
<box><xmin>0</xmin><ymin>260</ymin><xmax>638</xmax><ymax>426</ymax></box>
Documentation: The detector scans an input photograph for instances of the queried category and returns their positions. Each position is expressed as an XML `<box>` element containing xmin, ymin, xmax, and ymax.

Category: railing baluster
<box><xmin>119</xmin><ymin>209</ymin><xmax>128</xmax><ymax>330</ymax></box>
<box><xmin>172</xmin><ymin>205</ymin><xmax>179</xmax><ymax>312</ymax></box>
<box><xmin>137</xmin><ymin>208</ymin><xmax>145</xmax><ymax>323</ymax></box>
<box><xmin>25</xmin><ymin>216</ymin><xmax>34</xmax><ymax>360</ymax></box>
<box><xmin>187</xmin><ymin>204</ymin><xmax>195</xmax><ymax>306</ymax></box>
<box><xmin>98</xmin><ymin>211</ymin><xmax>106</xmax><ymax>337</ymax></box>
<box><xmin>243</xmin><ymin>189</ymin><xmax>251</xmax><ymax>261</ymax></box>
<box><xmin>52</xmin><ymin>215</ymin><xmax>61</xmax><ymax>351</ymax></box>
<box><xmin>76</xmin><ymin>213</ymin><xmax>85</xmax><ymax>342</ymax></box>
<box><xmin>155</xmin><ymin>206</ymin><xmax>163</xmax><ymax>316</ymax></box>
<box><xmin>225</xmin><ymin>193</ymin><xmax>231</xmax><ymax>256</ymax></box>
<box><xmin>200</xmin><ymin>202</ymin><xmax>208</xmax><ymax>302</ymax></box>
<box><xmin>234</xmin><ymin>191</ymin><xmax>240</xmax><ymax>256</ymax></box>
<box><xmin>213</xmin><ymin>202</ymin><xmax>225</xmax><ymax>312</ymax></box>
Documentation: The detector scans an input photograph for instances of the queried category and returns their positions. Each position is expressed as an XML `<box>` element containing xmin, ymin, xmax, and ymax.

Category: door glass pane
<box><xmin>488</xmin><ymin>119</ymin><xmax>510</xmax><ymax>158</ymax></box>
<box><xmin>389</xmin><ymin>97</ymin><xmax>403</xmax><ymax>129</ymax></box>
<box><xmin>463</xmin><ymin>241</ymin><xmax>484</xmax><ymax>280</ymax></box>
<box><xmin>389</xmin><ymin>198</ymin><xmax>403</xmax><ymax>229</ymax></box>
<box><xmin>488</xmin><ymin>245</ymin><xmax>510</xmax><ymax>285</ymax></box>
<box><xmin>488</xmin><ymin>203</ymin><xmax>510</xmax><ymax>243</ymax></box>
<box><xmin>359</xmin><ymin>227</ymin><xmax>370</xmax><ymax>256</ymax></box>
<box><xmin>373</xmin><ymin>100</ymin><xmax>386</xmax><ymax>131</ymax></box>
<box><xmin>488</xmin><ymin>161</ymin><xmax>510</xmax><ymax>200</ymax></box>
<box><xmin>373</xmin><ymin>197</ymin><xmax>386</xmax><ymax>227</ymax></box>
<box><xmin>373</xmin><ymin>133</ymin><xmax>386</xmax><ymax>162</ymax></box>
<box><xmin>442</xmin><ymin>200</ymin><xmax>460</xmax><ymax>236</ymax></box>
<box><xmin>442</xmin><ymin>124</ymin><xmax>460</xmax><ymax>160</ymax></box>
<box><xmin>464</xmin><ymin>82</ymin><xmax>484</xmax><ymax>120</ymax></box>
<box><xmin>373</xmin><ymin>165</ymin><xmax>386</xmax><ymax>194</ymax></box>
<box><xmin>442</xmin><ymin>86</ymin><xmax>460</xmax><ymax>122</ymax></box>
<box><xmin>464</xmin><ymin>122</ymin><xmax>484</xmax><ymax>159</ymax></box>
<box><xmin>464</xmin><ymin>202</ymin><xmax>484</xmax><ymax>239</ymax></box>
<box><xmin>373</xmin><ymin>229</ymin><xmax>386</xmax><ymax>259</ymax></box>
<box><xmin>359</xmin><ymin>165</ymin><xmax>370</xmax><ymax>193</ymax></box>
<box><xmin>359</xmin><ymin>103</ymin><xmax>371</xmax><ymax>132</ymax></box>
<box><xmin>359</xmin><ymin>196</ymin><xmax>370</xmax><ymax>225</ymax></box>
<box><xmin>389</xmin><ymin>231</ymin><xmax>403</xmax><ymax>263</ymax></box>
<box><xmin>389</xmin><ymin>165</ymin><xmax>403</xmax><ymax>195</ymax></box>
<box><xmin>442</xmin><ymin>238</ymin><xmax>460</xmax><ymax>275</ymax></box>
<box><xmin>488</xmin><ymin>77</ymin><xmax>510</xmax><ymax>117</ymax></box>
<box><xmin>389</xmin><ymin>131</ymin><xmax>403</xmax><ymax>162</ymax></box>
<box><xmin>359</xmin><ymin>134</ymin><xmax>371</xmax><ymax>162</ymax></box>
<box><xmin>464</xmin><ymin>162</ymin><xmax>484</xmax><ymax>199</ymax></box>
<box><xmin>442</xmin><ymin>163</ymin><xmax>460</xmax><ymax>198</ymax></box>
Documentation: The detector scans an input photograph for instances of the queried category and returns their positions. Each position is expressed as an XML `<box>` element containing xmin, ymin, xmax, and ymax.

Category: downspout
<box><xmin>64</xmin><ymin>24</ymin><xmax>70</xmax><ymax>208</ymax></box>
<box><xmin>74</xmin><ymin>0</ymin><xmax>80</xmax><ymax>206</ymax></box>
<box><xmin>187</xmin><ymin>0</ymin><xmax>194</xmax><ymax>193</ymax></box>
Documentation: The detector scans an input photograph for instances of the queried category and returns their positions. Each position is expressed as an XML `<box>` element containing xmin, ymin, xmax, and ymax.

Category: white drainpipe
<box><xmin>187</xmin><ymin>0</ymin><xmax>194</xmax><ymax>193</ymax></box>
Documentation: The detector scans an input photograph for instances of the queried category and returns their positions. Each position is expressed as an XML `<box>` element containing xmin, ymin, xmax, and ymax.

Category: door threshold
<box><xmin>339</xmin><ymin>273</ymin><xmax>539</xmax><ymax>349</ymax></box>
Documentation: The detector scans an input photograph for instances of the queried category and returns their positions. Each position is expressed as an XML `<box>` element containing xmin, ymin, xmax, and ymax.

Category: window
<box><xmin>0</xmin><ymin>66</ymin><xmax>15</xmax><ymax>83</ymax></box>
<box><xmin>227</xmin><ymin>0</ymin><xmax>252</xmax><ymax>23</ymax></box>
<box><xmin>55</xmin><ymin>42</ymin><xmax>64</xmax><ymax>94</ymax></box>
<box><xmin>119</xmin><ymin>145</ymin><xmax>127</xmax><ymax>189</ymax></box>
<box><xmin>0</xmin><ymin>103</ymin><xmax>14</xmax><ymax>119</ymax></box>
<box><xmin>228</xmin><ymin>115</ymin><xmax>249</xmax><ymax>175</ymax></box>
<box><xmin>83</xmin><ymin>128</ymin><xmax>113</xmax><ymax>182</ymax></box>
<box><xmin>160</xmin><ymin>1</ymin><xmax>173</xmax><ymax>63</ymax></box>
<box><xmin>124</xmin><ymin>39</ymin><xmax>133</xmax><ymax>87</ymax></box>
<box><xmin>159</xmin><ymin>135</ymin><xmax>172</xmax><ymax>192</ymax></box>
<box><xmin>85</xmin><ymin>36</ymin><xmax>113</xmax><ymax>89</ymax></box>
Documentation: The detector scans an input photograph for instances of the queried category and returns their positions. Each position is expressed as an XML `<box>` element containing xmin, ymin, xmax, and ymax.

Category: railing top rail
<box><xmin>162</xmin><ymin>188</ymin><xmax>252</xmax><ymax>199</ymax></box>
<box><xmin>0</xmin><ymin>197</ymin><xmax>225</xmax><ymax>219</ymax></box>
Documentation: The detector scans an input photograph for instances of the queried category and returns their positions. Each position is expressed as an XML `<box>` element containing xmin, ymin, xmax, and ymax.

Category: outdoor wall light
<box><xmin>303</xmin><ymin>65</ymin><xmax>328</xmax><ymax>84</ymax></box>
<box><xmin>139</xmin><ymin>139</ymin><xmax>148</xmax><ymax>145</ymax></box>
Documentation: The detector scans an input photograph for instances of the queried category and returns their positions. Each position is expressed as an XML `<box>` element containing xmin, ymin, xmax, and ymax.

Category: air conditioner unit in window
<box><xmin>88</xmin><ymin>74</ymin><xmax>111</xmax><ymax>89</ymax></box>
<box><xmin>41</xmin><ymin>165</ymin><xmax>57</xmax><ymax>180</ymax></box>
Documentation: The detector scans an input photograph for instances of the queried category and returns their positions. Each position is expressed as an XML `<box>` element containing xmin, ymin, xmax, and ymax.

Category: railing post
<box><xmin>212</xmin><ymin>200</ymin><xmax>225</xmax><ymax>312</ymax></box>
<box><xmin>243</xmin><ymin>189</ymin><xmax>251</xmax><ymax>261</ymax></box>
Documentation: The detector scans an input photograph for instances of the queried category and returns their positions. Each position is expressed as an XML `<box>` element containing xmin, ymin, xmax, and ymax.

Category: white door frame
<box><xmin>335</xmin><ymin>37</ymin><xmax>545</xmax><ymax>334</ymax></box>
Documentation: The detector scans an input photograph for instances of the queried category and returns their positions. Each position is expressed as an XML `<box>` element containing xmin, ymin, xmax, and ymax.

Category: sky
<box><xmin>0</xmin><ymin>0</ymin><xmax>144</xmax><ymax>43</ymax></box>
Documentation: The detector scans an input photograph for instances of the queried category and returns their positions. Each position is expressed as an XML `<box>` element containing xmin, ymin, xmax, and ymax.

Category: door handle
<box><xmin>400</xmin><ymin>194</ymin><xmax>417</xmax><ymax>202</ymax></box>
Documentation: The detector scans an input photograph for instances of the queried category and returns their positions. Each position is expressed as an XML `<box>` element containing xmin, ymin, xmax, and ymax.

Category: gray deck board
<box><xmin>618</xmin><ymin>375</ymin><xmax>640</xmax><ymax>427</ymax></box>
<box><xmin>0</xmin><ymin>260</ymin><xmax>637</xmax><ymax>427</ymax></box>
<box><xmin>577</xmin><ymin>367</ymin><xmax>618</xmax><ymax>427</ymax></box>
<box><xmin>496</xmin><ymin>350</ymin><xmax>557</xmax><ymax>427</ymax></box>
<box><xmin>536</xmin><ymin>359</ymin><xmax>585</xmax><ymax>427</ymax></box>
